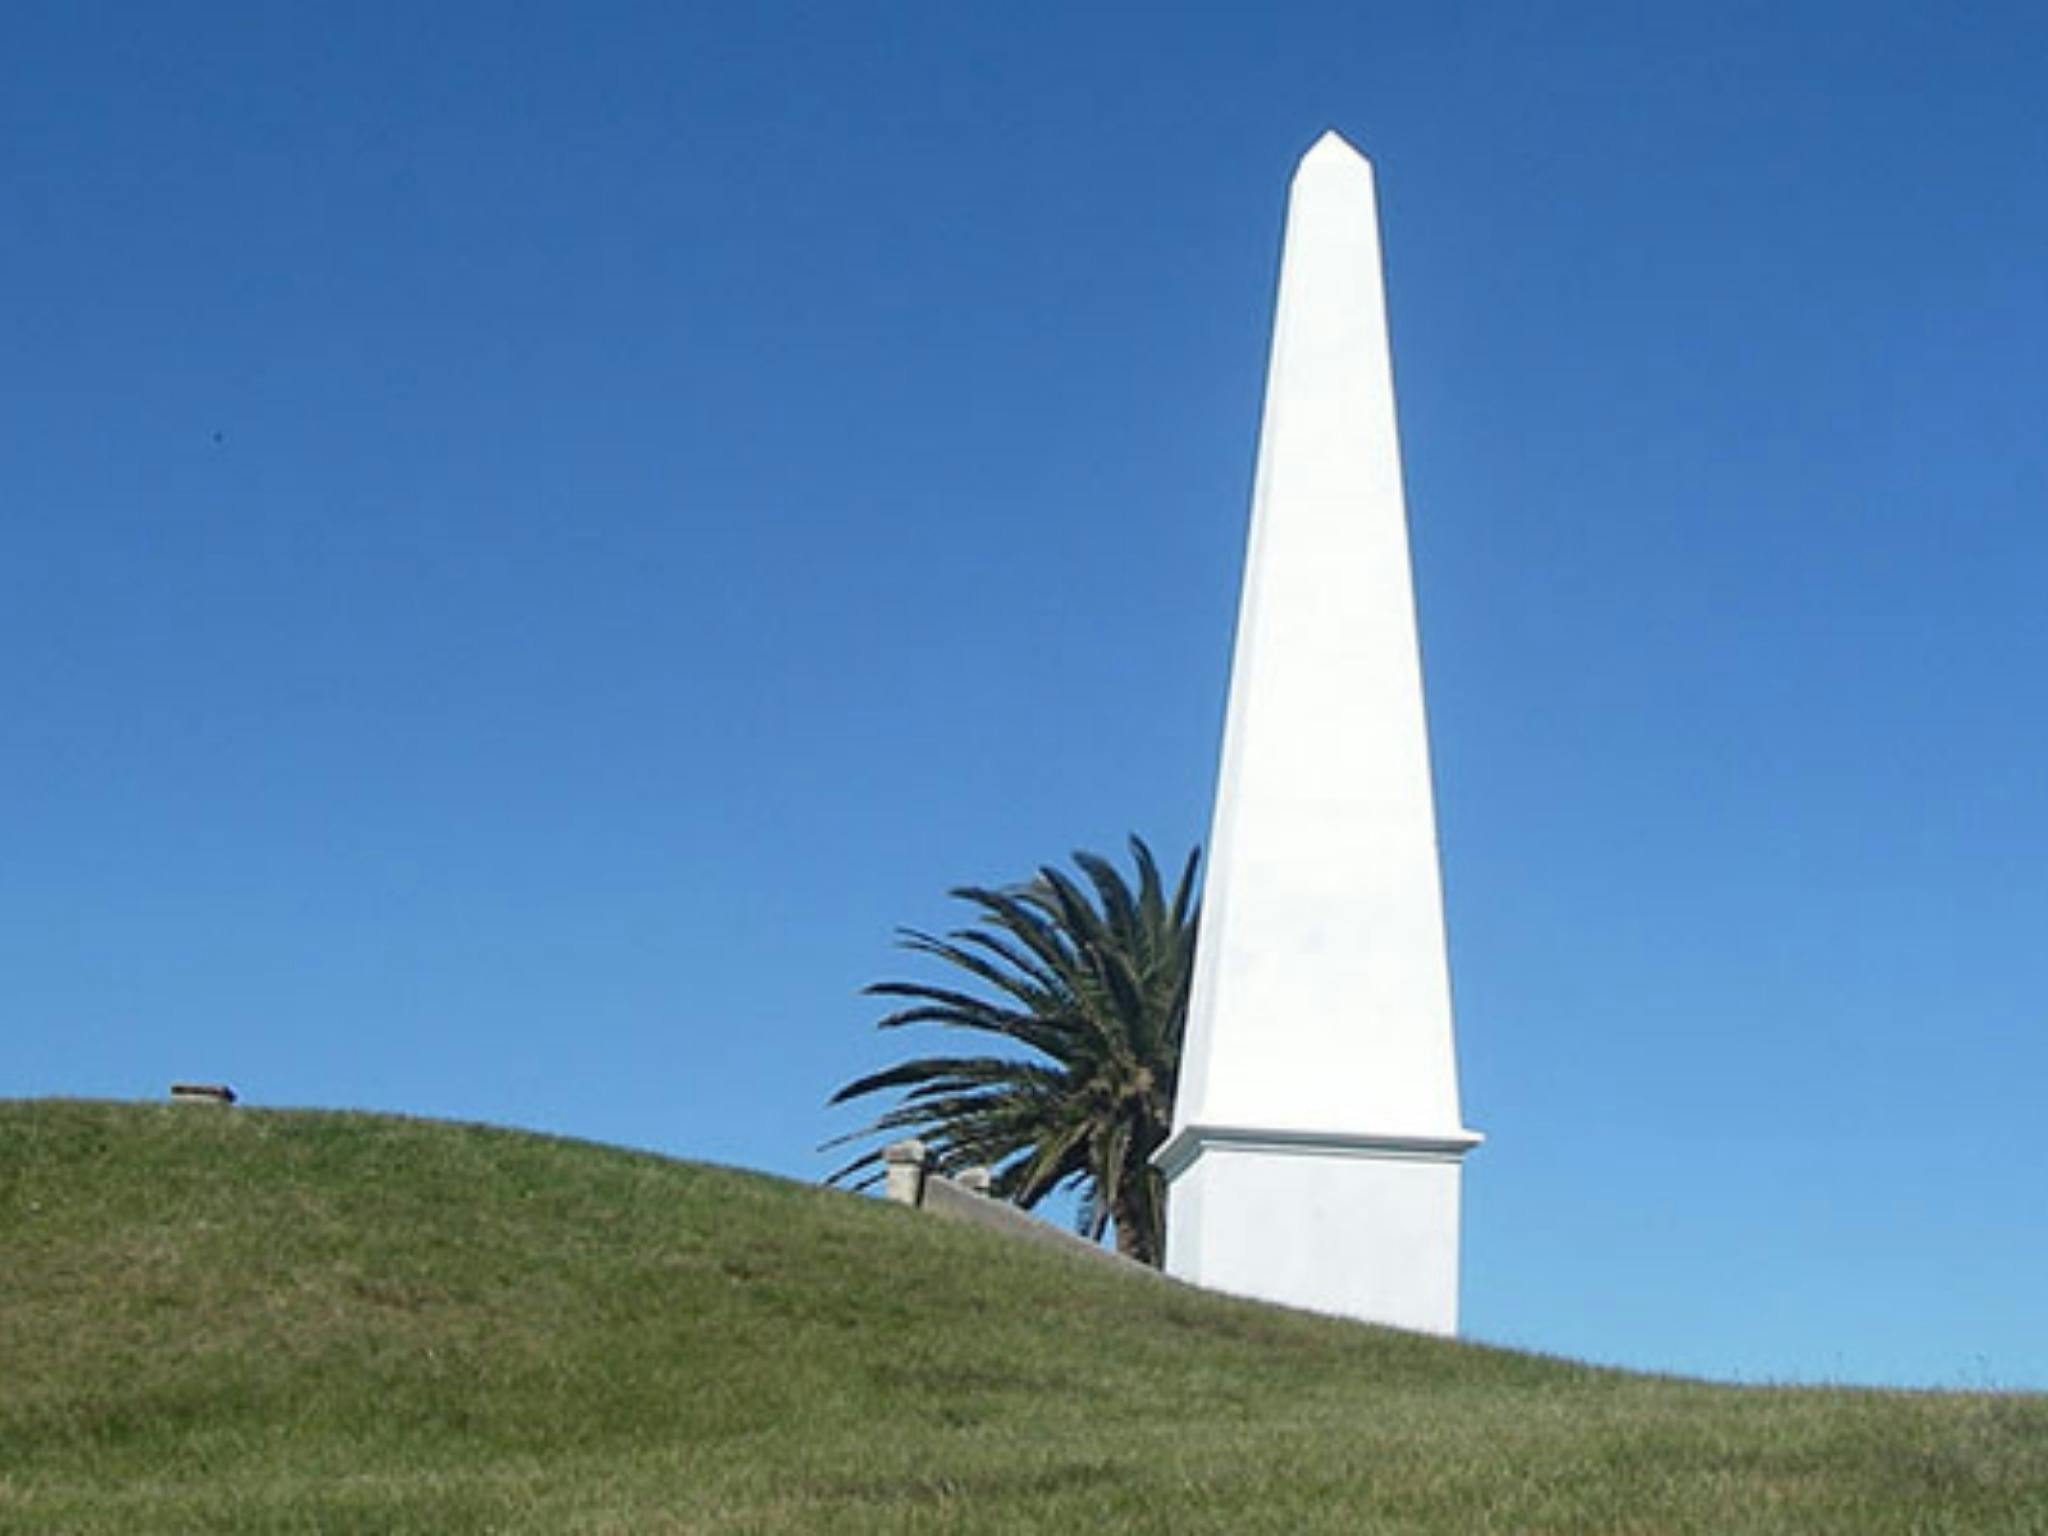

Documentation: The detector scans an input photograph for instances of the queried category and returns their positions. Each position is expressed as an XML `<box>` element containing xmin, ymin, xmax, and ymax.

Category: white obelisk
<box><xmin>1157</xmin><ymin>132</ymin><xmax>1480</xmax><ymax>1335</ymax></box>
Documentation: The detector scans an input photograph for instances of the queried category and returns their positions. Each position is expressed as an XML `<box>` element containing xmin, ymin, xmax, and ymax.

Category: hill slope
<box><xmin>1</xmin><ymin>1101</ymin><xmax>2041</xmax><ymax>1533</ymax></box>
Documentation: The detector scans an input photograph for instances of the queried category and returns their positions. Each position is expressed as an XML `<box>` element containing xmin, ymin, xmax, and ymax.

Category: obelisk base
<box><xmin>1157</xmin><ymin>1125</ymin><xmax>1481</xmax><ymax>1336</ymax></box>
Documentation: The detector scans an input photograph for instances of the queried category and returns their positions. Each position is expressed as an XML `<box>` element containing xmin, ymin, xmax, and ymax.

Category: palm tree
<box><xmin>826</xmin><ymin>836</ymin><xmax>1200</xmax><ymax>1266</ymax></box>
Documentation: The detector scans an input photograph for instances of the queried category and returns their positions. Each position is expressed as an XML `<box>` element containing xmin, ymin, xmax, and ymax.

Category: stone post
<box><xmin>882</xmin><ymin>1139</ymin><xmax>929</xmax><ymax>1207</ymax></box>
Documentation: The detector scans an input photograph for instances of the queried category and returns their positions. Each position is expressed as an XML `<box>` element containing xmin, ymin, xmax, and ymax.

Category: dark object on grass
<box><xmin>169</xmin><ymin>1083</ymin><xmax>237</xmax><ymax>1105</ymax></box>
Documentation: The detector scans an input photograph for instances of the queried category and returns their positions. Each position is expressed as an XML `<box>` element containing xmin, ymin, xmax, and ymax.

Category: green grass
<box><xmin>1</xmin><ymin>1100</ymin><xmax>2041</xmax><ymax>1533</ymax></box>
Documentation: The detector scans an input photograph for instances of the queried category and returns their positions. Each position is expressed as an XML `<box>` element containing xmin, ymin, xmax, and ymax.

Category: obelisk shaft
<box><xmin>1159</xmin><ymin>133</ymin><xmax>1478</xmax><ymax>1334</ymax></box>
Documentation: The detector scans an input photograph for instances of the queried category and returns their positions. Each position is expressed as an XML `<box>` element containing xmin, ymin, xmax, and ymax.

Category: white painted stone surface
<box><xmin>1159</xmin><ymin>1130</ymin><xmax>1469</xmax><ymax>1334</ymax></box>
<box><xmin>1159</xmin><ymin>132</ymin><xmax>1479</xmax><ymax>1335</ymax></box>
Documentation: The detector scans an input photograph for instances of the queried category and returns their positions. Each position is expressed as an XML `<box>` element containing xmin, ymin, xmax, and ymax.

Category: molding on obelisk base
<box><xmin>1156</xmin><ymin>1124</ymin><xmax>1481</xmax><ymax>1177</ymax></box>
<box><xmin>1159</xmin><ymin>130</ymin><xmax>1479</xmax><ymax>1338</ymax></box>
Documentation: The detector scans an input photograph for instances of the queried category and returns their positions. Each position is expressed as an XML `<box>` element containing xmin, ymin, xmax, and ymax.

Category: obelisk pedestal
<box><xmin>1157</xmin><ymin>133</ymin><xmax>1479</xmax><ymax>1335</ymax></box>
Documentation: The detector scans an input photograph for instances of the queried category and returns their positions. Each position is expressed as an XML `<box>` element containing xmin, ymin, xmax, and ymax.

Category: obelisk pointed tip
<box><xmin>1298</xmin><ymin>129</ymin><xmax>1372</xmax><ymax>174</ymax></box>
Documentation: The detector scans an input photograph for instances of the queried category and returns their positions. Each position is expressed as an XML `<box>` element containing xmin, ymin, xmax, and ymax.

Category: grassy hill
<box><xmin>1</xmin><ymin>1101</ymin><xmax>2041</xmax><ymax>1533</ymax></box>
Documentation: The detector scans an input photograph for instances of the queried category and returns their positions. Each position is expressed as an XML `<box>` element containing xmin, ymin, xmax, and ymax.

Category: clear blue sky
<box><xmin>5</xmin><ymin>2</ymin><xmax>2043</xmax><ymax>1390</ymax></box>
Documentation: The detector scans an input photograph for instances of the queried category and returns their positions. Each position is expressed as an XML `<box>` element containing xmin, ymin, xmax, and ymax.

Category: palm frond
<box><xmin>826</xmin><ymin>836</ymin><xmax>1202</xmax><ymax>1267</ymax></box>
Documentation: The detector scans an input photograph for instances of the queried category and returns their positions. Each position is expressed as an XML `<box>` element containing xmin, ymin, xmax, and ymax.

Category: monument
<box><xmin>1156</xmin><ymin>132</ymin><xmax>1480</xmax><ymax>1334</ymax></box>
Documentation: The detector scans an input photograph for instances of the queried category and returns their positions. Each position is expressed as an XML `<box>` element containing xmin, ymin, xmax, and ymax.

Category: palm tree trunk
<box><xmin>1113</xmin><ymin>1170</ymin><xmax>1165</xmax><ymax>1267</ymax></box>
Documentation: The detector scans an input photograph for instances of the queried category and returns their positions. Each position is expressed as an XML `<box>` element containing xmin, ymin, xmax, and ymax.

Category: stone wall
<box><xmin>880</xmin><ymin>1141</ymin><xmax>1152</xmax><ymax>1274</ymax></box>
